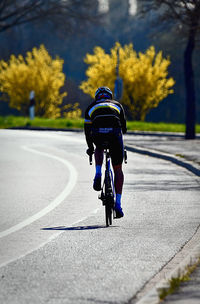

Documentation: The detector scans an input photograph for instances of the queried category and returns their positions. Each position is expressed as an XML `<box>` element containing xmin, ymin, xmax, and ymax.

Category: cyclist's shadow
<box><xmin>41</xmin><ymin>225</ymin><xmax>109</xmax><ymax>231</ymax></box>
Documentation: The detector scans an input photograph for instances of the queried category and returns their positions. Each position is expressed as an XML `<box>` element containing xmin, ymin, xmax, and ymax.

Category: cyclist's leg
<box><xmin>92</xmin><ymin>135</ymin><xmax>104</xmax><ymax>191</ymax></box>
<box><xmin>113</xmin><ymin>164</ymin><xmax>124</xmax><ymax>195</ymax></box>
<box><xmin>94</xmin><ymin>147</ymin><xmax>104</xmax><ymax>167</ymax></box>
<box><xmin>113</xmin><ymin>164</ymin><xmax>124</xmax><ymax>217</ymax></box>
<box><xmin>113</xmin><ymin>164</ymin><xmax>124</xmax><ymax>218</ymax></box>
<box><xmin>110</xmin><ymin>132</ymin><xmax>124</xmax><ymax>193</ymax></box>
<box><xmin>110</xmin><ymin>132</ymin><xmax>124</xmax><ymax>217</ymax></box>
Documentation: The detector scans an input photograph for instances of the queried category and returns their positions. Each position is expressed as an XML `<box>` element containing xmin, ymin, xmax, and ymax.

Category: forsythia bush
<box><xmin>0</xmin><ymin>45</ymin><xmax>67</xmax><ymax>118</ymax></box>
<box><xmin>62</xmin><ymin>102</ymin><xmax>82</xmax><ymax>119</ymax></box>
<box><xmin>80</xmin><ymin>42</ymin><xmax>175</xmax><ymax>120</ymax></box>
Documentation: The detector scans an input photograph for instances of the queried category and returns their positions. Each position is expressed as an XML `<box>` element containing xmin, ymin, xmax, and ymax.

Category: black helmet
<box><xmin>95</xmin><ymin>86</ymin><xmax>113</xmax><ymax>101</ymax></box>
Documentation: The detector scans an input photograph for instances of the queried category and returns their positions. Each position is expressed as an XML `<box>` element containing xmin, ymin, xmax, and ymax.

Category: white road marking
<box><xmin>0</xmin><ymin>207</ymin><xmax>100</xmax><ymax>268</ymax></box>
<box><xmin>0</xmin><ymin>146</ymin><xmax>78</xmax><ymax>239</ymax></box>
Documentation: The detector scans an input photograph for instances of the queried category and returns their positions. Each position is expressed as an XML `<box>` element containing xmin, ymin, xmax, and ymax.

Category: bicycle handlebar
<box><xmin>89</xmin><ymin>149</ymin><xmax>127</xmax><ymax>165</ymax></box>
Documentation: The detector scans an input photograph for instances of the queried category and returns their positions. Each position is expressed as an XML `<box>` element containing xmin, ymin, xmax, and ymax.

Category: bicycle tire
<box><xmin>105</xmin><ymin>170</ymin><xmax>114</xmax><ymax>226</ymax></box>
<box><xmin>105</xmin><ymin>203</ymin><xmax>112</xmax><ymax>226</ymax></box>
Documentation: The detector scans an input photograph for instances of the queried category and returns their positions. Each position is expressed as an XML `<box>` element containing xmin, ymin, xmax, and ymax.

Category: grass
<box><xmin>127</xmin><ymin>121</ymin><xmax>187</xmax><ymax>133</ymax></box>
<box><xmin>159</xmin><ymin>258</ymin><xmax>200</xmax><ymax>301</ymax></box>
<box><xmin>0</xmin><ymin>115</ymin><xmax>200</xmax><ymax>133</ymax></box>
<box><xmin>0</xmin><ymin>116</ymin><xmax>84</xmax><ymax>129</ymax></box>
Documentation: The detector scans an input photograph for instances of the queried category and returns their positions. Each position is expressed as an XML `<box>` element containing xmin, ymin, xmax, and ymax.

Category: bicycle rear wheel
<box><xmin>105</xmin><ymin>203</ymin><xmax>112</xmax><ymax>226</ymax></box>
<box><xmin>104</xmin><ymin>170</ymin><xmax>113</xmax><ymax>226</ymax></box>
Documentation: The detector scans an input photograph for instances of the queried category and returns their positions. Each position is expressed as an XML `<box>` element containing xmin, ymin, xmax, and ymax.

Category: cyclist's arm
<box><xmin>120</xmin><ymin>105</ymin><xmax>127</xmax><ymax>134</ymax></box>
<box><xmin>84</xmin><ymin>110</ymin><xmax>94</xmax><ymax>150</ymax></box>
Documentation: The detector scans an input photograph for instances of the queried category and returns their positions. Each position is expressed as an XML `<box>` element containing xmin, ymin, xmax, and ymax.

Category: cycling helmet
<box><xmin>95</xmin><ymin>86</ymin><xmax>113</xmax><ymax>101</ymax></box>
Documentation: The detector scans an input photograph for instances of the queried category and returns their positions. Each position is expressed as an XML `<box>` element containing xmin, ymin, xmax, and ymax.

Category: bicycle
<box><xmin>89</xmin><ymin>146</ymin><xmax>127</xmax><ymax>227</ymax></box>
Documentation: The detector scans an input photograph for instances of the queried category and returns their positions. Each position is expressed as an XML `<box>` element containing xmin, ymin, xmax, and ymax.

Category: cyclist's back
<box><xmin>85</xmin><ymin>98</ymin><xmax>126</xmax><ymax>131</ymax></box>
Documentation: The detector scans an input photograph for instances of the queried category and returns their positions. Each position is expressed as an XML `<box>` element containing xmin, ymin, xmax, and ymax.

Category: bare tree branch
<box><xmin>139</xmin><ymin>0</ymin><xmax>200</xmax><ymax>139</ymax></box>
<box><xmin>0</xmin><ymin>0</ymin><xmax>98</xmax><ymax>33</ymax></box>
<box><xmin>139</xmin><ymin>0</ymin><xmax>200</xmax><ymax>29</ymax></box>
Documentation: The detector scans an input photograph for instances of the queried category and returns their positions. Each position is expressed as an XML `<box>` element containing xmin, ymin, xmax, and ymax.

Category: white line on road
<box><xmin>0</xmin><ymin>207</ymin><xmax>100</xmax><ymax>269</ymax></box>
<box><xmin>0</xmin><ymin>146</ymin><xmax>78</xmax><ymax>239</ymax></box>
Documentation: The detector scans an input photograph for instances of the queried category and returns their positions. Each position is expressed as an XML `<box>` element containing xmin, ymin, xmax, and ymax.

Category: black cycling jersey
<box><xmin>84</xmin><ymin>98</ymin><xmax>127</xmax><ymax>150</ymax></box>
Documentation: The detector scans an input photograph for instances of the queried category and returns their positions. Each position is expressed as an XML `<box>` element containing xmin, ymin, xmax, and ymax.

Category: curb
<box><xmin>134</xmin><ymin>244</ymin><xmax>200</xmax><ymax>304</ymax></box>
<box><xmin>126</xmin><ymin>131</ymin><xmax>200</xmax><ymax>139</ymax></box>
<box><xmin>7</xmin><ymin>126</ymin><xmax>83</xmax><ymax>132</ymax></box>
<box><xmin>125</xmin><ymin>144</ymin><xmax>200</xmax><ymax>304</ymax></box>
<box><xmin>126</xmin><ymin>145</ymin><xmax>200</xmax><ymax>177</ymax></box>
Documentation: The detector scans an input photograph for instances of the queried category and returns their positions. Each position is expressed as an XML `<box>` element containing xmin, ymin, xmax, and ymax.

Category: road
<box><xmin>0</xmin><ymin>130</ymin><xmax>200</xmax><ymax>304</ymax></box>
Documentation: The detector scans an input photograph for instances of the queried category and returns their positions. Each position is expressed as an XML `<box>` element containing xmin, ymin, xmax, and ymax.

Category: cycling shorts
<box><xmin>91</xmin><ymin>128</ymin><xmax>124</xmax><ymax>166</ymax></box>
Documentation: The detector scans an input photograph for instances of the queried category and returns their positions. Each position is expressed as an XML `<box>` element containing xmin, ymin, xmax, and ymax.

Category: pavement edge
<box><xmin>126</xmin><ymin>145</ymin><xmax>200</xmax><ymax>177</ymax></box>
<box><xmin>125</xmin><ymin>144</ymin><xmax>200</xmax><ymax>304</ymax></box>
<box><xmin>134</xmin><ymin>244</ymin><xmax>200</xmax><ymax>304</ymax></box>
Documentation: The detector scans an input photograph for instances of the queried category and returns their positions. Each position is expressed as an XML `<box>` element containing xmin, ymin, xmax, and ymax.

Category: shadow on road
<box><xmin>41</xmin><ymin>225</ymin><xmax>109</xmax><ymax>231</ymax></box>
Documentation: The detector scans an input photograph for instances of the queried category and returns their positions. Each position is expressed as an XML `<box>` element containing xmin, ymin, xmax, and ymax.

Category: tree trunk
<box><xmin>184</xmin><ymin>28</ymin><xmax>196</xmax><ymax>139</ymax></box>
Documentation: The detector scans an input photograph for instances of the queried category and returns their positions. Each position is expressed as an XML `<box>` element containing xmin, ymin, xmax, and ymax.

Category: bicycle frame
<box><xmin>104</xmin><ymin>150</ymin><xmax>115</xmax><ymax>198</ymax></box>
<box><xmin>89</xmin><ymin>146</ymin><xmax>127</xmax><ymax>226</ymax></box>
<box><xmin>99</xmin><ymin>149</ymin><xmax>115</xmax><ymax>226</ymax></box>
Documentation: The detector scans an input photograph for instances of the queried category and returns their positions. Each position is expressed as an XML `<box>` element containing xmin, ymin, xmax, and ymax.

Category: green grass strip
<box><xmin>159</xmin><ymin>258</ymin><xmax>200</xmax><ymax>301</ymax></box>
<box><xmin>0</xmin><ymin>116</ymin><xmax>84</xmax><ymax>129</ymax></box>
<box><xmin>0</xmin><ymin>115</ymin><xmax>200</xmax><ymax>133</ymax></box>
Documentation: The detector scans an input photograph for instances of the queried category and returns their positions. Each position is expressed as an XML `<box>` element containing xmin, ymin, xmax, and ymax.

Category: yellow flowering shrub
<box><xmin>62</xmin><ymin>102</ymin><xmax>82</xmax><ymax>119</ymax></box>
<box><xmin>80</xmin><ymin>42</ymin><xmax>175</xmax><ymax>120</ymax></box>
<box><xmin>0</xmin><ymin>45</ymin><xmax>67</xmax><ymax>118</ymax></box>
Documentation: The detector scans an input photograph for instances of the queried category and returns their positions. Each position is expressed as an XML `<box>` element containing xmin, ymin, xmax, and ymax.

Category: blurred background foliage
<box><xmin>80</xmin><ymin>42</ymin><xmax>174</xmax><ymax>121</ymax></box>
<box><xmin>0</xmin><ymin>45</ymin><xmax>67</xmax><ymax>118</ymax></box>
<box><xmin>0</xmin><ymin>0</ymin><xmax>199</xmax><ymax>124</ymax></box>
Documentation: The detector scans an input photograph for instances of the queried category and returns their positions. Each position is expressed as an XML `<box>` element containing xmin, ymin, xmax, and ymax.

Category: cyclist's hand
<box><xmin>86</xmin><ymin>147</ymin><xmax>94</xmax><ymax>156</ymax></box>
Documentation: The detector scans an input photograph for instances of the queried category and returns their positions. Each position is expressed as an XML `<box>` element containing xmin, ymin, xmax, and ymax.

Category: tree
<box><xmin>139</xmin><ymin>0</ymin><xmax>200</xmax><ymax>138</ymax></box>
<box><xmin>0</xmin><ymin>45</ymin><xmax>67</xmax><ymax>118</ymax></box>
<box><xmin>80</xmin><ymin>42</ymin><xmax>174</xmax><ymax>121</ymax></box>
<box><xmin>0</xmin><ymin>0</ymin><xmax>97</xmax><ymax>33</ymax></box>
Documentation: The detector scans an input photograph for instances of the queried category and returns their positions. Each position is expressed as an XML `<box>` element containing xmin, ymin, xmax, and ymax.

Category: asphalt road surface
<box><xmin>0</xmin><ymin>130</ymin><xmax>200</xmax><ymax>304</ymax></box>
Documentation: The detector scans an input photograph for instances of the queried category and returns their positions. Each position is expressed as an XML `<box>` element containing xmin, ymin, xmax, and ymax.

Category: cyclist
<box><xmin>84</xmin><ymin>86</ymin><xmax>127</xmax><ymax>218</ymax></box>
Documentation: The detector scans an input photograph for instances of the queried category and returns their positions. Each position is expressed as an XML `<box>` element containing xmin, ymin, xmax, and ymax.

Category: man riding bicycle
<box><xmin>84</xmin><ymin>86</ymin><xmax>127</xmax><ymax>218</ymax></box>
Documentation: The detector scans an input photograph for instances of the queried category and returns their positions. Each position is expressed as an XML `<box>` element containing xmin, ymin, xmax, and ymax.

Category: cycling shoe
<box><xmin>114</xmin><ymin>205</ymin><xmax>124</xmax><ymax>218</ymax></box>
<box><xmin>93</xmin><ymin>174</ymin><xmax>101</xmax><ymax>191</ymax></box>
